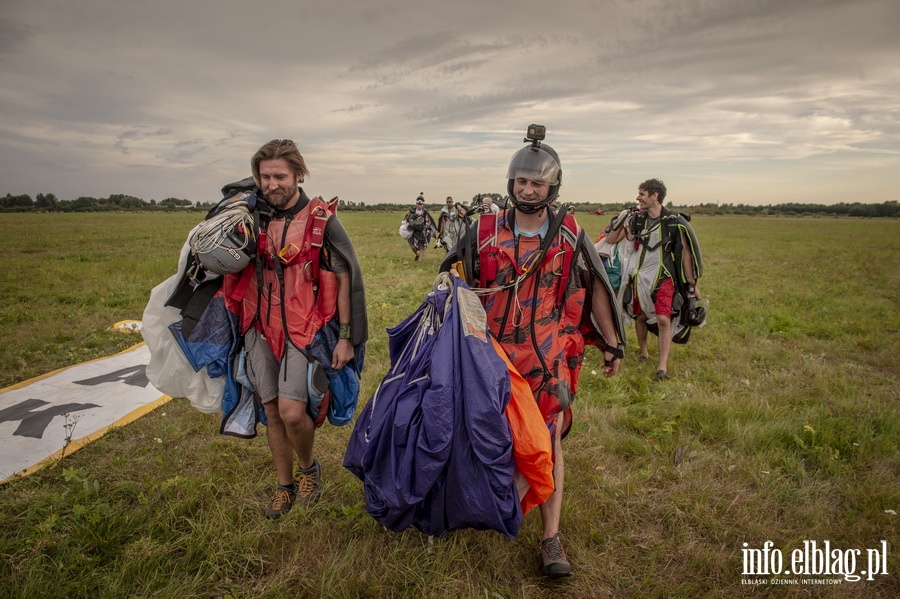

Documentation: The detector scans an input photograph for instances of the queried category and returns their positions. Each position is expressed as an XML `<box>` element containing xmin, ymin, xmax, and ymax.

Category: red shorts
<box><xmin>634</xmin><ymin>277</ymin><xmax>675</xmax><ymax>317</ymax></box>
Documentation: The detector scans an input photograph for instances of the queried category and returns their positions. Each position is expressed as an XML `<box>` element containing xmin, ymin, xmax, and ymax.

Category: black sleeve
<box><xmin>438</xmin><ymin>219</ymin><xmax>478</xmax><ymax>284</ymax></box>
<box><xmin>323</xmin><ymin>217</ymin><xmax>368</xmax><ymax>346</ymax></box>
<box><xmin>577</xmin><ymin>231</ymin><xmax>626</xmax><ymax>350</ymax></box>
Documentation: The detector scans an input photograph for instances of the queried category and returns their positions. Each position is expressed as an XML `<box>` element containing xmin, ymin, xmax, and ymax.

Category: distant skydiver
<box><xmin>604</xmin><ymin>178</ymin><xmax>703</xmax><ymax>380</ymax></box>
<box><xmin>402</xmin><ymin>193</ymin><xmax>436</xmax><ymax>261</ymax></box>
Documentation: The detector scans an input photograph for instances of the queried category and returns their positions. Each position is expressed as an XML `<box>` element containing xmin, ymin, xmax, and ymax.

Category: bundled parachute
<box><xmin>343</xmin><ymin>274</ymin><xmax>552</xmax><ymax>538</ymax></box>
<box><xmin>143</xmin><ymin>181</ymin><xmax>265</xmax><ymax>434</ymax></box>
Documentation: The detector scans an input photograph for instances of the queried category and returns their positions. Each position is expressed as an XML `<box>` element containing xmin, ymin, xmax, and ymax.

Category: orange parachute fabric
<box><xmin>491</xmin><ymin>336</ymin><xmax>555</xmax><ymax>515</ymax></box>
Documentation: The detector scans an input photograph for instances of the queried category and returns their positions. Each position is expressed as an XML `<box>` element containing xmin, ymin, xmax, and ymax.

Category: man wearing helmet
<box><xmin>239</xmin><ymin>139</ymin><xmax>367</xmax><ymax>519</ymax></box>
<box><xmin>441</xmin><ymin>126</ymin><xmax>625</xmax><ymax>578</ymax></box>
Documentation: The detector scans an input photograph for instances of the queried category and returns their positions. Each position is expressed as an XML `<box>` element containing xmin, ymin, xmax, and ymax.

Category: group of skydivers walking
<box><xmin>400</xmin><ymin>192</ymin><xmax>500</xmax><ymax>262</ymax></box>
<box><xmin>402</xmin><ymin>163</ymin><xmax>704</xmax><ymax>383</ymax></box>
<box><xmin>153</xmin><ymin>127</ymin><xmax>703</xmax><ymax>579</ymax></box>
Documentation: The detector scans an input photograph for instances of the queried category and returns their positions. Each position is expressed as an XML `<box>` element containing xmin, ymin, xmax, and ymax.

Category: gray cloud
<box><xmin>0</xmin><ymin>16</ymin><xmax>33</xmax><ymax>57</ymax></box>
<box><xmin>0</xmin><ymin>0</ymin><xmax>898</xmax><ymax>206</ymax></box>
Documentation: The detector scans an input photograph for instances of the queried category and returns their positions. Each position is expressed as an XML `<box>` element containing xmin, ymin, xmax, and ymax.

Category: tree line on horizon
<box><xmin>2</xmin><ymin>191</ymin><xmax>897</xmax><ymax>218</ymax></box>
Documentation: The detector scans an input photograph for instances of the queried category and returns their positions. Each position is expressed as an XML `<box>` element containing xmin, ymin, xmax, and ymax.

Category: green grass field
<box><xmin>1</xmin><ymin>212</ymin><xmax>899</xmax><ymax>598</ymax></box>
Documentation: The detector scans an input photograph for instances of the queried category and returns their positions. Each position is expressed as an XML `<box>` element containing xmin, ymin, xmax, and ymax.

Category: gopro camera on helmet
<box><xmin>524</xmin><ymin>124</ymin><xmax>546</xmax><ymax>145</ymax></box>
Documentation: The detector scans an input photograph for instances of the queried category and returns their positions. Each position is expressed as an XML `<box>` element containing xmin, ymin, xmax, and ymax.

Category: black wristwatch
<box><xmin>339</xmin><ymin>324</ymin><xmax>351</xmax><ymax>340</ymax></box>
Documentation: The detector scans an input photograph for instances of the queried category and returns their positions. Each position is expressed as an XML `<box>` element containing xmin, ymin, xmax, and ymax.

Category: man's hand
<box><xmin>602</xmin><ymin>352</ymin><xmax>621</xmax><ymax>377</ymax></box>
<box><xmin>332</xmin><ymin>339</ymin><xmax>354</xmax><ymax>370</ymax></box>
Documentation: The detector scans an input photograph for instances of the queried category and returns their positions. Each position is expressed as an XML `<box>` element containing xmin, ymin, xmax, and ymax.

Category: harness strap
<box><xmin>484</xmin><ymin>208</ymin><xmax>580</xmax><ymax>388</ymax></box>
<box><xmin>249</xmin><ymin>199</ymin><xmax>334</xmax><ymax>336</ymax></box>
<box><xmin>229</xmin><ymin>265</ymin><xmax>255</xmax><ymax>303</ymax></box>
<box><xmin>274</xmin><ymin>215</ymin><xmax>292</xmax><ymax>362</ymax></box>
<box><xmin>477</xmin><ymin>207</ymin><xmax>575</xmax><ymax>287</ymax></box>
<box><xmin>309</xmin><ymin>204</ymin><xmax>328</xmax><ymax>248</ymax></box>
<box><xmin>478</xmin><ymin>212</ymin><xmax>499</xmax><ymax>252</ymax></box>
<box><xmin>256</xmin><ymin>200</ymin><xmax>331</xmax><ymax>268</ymax></box>
<box><xmin>249</xmin><ymin>204</ymin><xmax>271</xmax><ymax>330</ymax></box>
<box><xmin>229</xmin><ymin>204</ymin><xmax>265</xmax><ymax>304</ymax></box>
<box><xmin>556</xmin><ymin>240</ymin><xmax>574</xmax><ymax>305</ymax></box>
<box><xmin>478</xmin><ymin>213</ymin><xmax>500</xmax><ymax>287</ymax></box>
<box><xmin>257</xmin><ymin>228</ymin><xmax>273</xmax><ymax>267</ymax></box>
<box><xmin>303</xmin><ymin>202</ymin><xmax>331</xmax><ymax>289</ymax></box>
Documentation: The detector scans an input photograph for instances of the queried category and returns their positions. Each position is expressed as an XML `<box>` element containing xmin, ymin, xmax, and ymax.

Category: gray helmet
<box><xmin>306</xmin><ymin>360</ymin><xmax>331</xmax><ymax>423</ymax></box>
<box><xmin>195</xmin><ymin>226</ymin><xmax>255</xmax><ymax>275</ymax></box>
<box><xmin>683</xmin><ymin>297</ymin><xmax>709</xmax><ymax>327</ymax></box>
<box><xmin>308</xmin><ymin>360</ymin><xmax>329</xmax><ymax>402</ymax></box>
<box><xmin>190</xmin><ymin>203</ymin><xmax>256</xmax><ymax>275</ymax></box>
<box><xmin>506</xmin><ymin>142</ymin><xmax>562</xmax><ymax>214</ymax></box>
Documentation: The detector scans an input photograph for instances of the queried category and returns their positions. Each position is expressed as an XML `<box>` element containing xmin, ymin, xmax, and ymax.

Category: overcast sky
<box><xmin>1</xmin><ymin>0</ymin><xmax>898</xmax><ymax>206</ymax></box>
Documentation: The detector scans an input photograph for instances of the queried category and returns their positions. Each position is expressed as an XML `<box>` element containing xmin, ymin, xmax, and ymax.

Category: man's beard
<box><xmin>264</xmin><ymin>183</ymin><xmax>298</xmax><ymax>208</ymax></box>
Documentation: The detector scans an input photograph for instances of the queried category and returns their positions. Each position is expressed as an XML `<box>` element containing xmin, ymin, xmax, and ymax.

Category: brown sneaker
<box><xmin>265</xmin><ymin>486</ymin><xmax>296</xmax><ymax>519</ymax></box>
<box><xmin>295</xmin><ymin>459</ymin><xmax>322</xmax><ymax>504</ymax></box>
<box><xmin>540</xmin><ymin>533</ymin><xmax>572</xmax><ymax>577</ymax></box>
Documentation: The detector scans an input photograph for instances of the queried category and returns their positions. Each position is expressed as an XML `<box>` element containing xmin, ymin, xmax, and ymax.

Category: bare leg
<box><xmin>540</xmin><ymin>427</ymin><xmax>564</xmax><ymax>538</ymax></box>
<box><xmin>657</xmin><ymin>315</ymin><xmax>672</xmax><ymax>373</ymax></box>
<box><xmin>278</xmin><ymin>397</ymin><xmax>316</xmax><ymax>470</ymax></box>
<box><xmin>635</xmin><ymin>314</ymin><xmax>650</xmax><ymax>360</ymax></box>
<box><xmin>262</xmin><ymin>399</ymin><xmax>296</xmax><ymax>487</ymax></box>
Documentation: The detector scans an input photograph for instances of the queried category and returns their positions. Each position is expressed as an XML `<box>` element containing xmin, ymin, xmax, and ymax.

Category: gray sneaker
<box><xmin>265</xmin><ymin>486</ymin><xmax>296</xmax><ymax>519</ymax></box>
<box><xmin>295</xmin><ymin>459</ymin><xmax>322</xmax><ymax>504</ymax></box>
<box><xmin>540</xmin><ymin>533</ymin><xmax>572</xmax><ymax>578</ymax></box>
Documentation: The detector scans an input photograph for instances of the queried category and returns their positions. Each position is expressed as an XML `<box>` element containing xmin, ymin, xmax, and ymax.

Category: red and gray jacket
<box><xmin>441</xmin><ymin>207</ymin><xmax>625</xmax><ymax>434</ymax></box>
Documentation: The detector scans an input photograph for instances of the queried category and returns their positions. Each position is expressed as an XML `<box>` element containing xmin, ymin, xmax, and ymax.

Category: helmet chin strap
<box><xmin>510</xmin><ymin>199</ymin><xmax>547</xmax><ymax>215</ymax></box>
<box><xmin>506</xmin><ymin>179</ymin><xmax>558</xmax><ymax>215</ymax></box>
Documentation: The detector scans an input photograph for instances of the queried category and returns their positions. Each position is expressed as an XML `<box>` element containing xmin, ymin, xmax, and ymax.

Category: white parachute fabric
<box><xmin>398</xmin><ymin>219</ymin><xmax>412</xmax><ymax>240</ymax></box>
<box><xmin>142</xmin><ymin>235</ymin><xmax>223</xmax><ymax>414</ymax></box>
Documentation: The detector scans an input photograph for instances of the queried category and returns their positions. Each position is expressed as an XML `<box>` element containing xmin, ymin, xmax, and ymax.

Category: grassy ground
<box><xmin>1</xmin><ymin>212</ymin><xmax>898</xmax><ymax>598</ymax></box>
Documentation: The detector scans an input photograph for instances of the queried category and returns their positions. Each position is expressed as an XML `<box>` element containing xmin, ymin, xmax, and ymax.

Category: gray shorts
<box><xmin>244</xmin><ymin>328</ymin><xmax>309</xmax><ymax>404</ymax></box>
